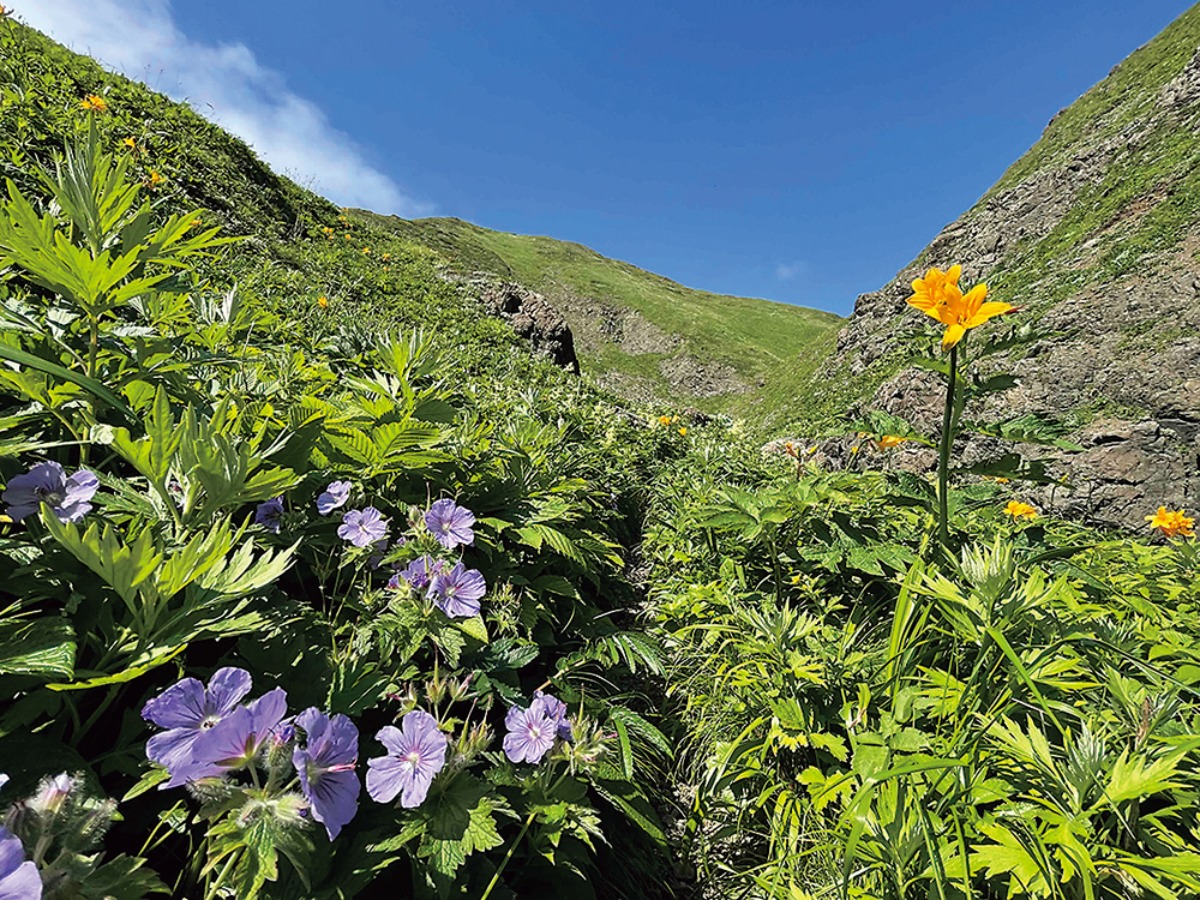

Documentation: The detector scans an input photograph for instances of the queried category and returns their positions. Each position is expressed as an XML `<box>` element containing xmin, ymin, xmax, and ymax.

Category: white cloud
<box><xmin>18</xmin><ymin>0</ymin><xmax>429</xmax><ymax>216</ymax></box>
<box><xmin>775</xmin><ymin>261</ymin><xmax>806</xmax><ymax>280</ymax></box>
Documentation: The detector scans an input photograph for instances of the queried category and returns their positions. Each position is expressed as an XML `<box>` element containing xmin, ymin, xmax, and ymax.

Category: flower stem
<box><xmin>480</xmin><ymin>810</ymin><xmax>536</xmax><ymax>900</ymax></box>
<box><xmin>937</xmin><ymin>344</ymin><xmax>959</xmax><ymax>554</ymax></box>
<box><xmin>480</xmin><ymin>770</ymin><xmax>569</xmax><ymax>899</ymax></box>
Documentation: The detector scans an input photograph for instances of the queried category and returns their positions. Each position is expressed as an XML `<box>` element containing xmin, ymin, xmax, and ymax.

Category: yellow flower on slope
<box><xmin>877</xmin><ymin>435</ymin><xmax>907</xmax><ymax>450</ymax></box>
<box><xmin>906</xmin><ymin>265</ymin><xmax>1014</xmax><ymax>350</ymax></box>
<box><xmin>1147</xmin><ymin>506</ymin><xmax>1195</xmax><ymax>538</ymax></box>
<box><xmin>80</xmin><ymin>94</ymin><xmax>108</xmax><ymax>113</ymax></box>
<box><xmin>1005</xmin><ymin>501</ymin><xmax>1038</xmax><ymax>520</ymax></box>
<box><xmin>907</xmin><ymin>264</ymin><xmax>962</xmax><ymax>317</ymax></box>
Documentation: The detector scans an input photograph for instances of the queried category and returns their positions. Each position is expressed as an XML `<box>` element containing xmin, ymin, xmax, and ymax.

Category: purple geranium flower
<box><xmin>142</xmin><ymin>667</ymin><xmax>253</xmax><ymax>776</ymax></box>
<box><xmin>254</xmin><ymin>497</ymin><xmax>284</xmax><ymax>533</ymax></box>
<box><xmin>428</xmin><ymin>562</ymin><xmax>486</xmax><ymax>619</ymax></box>
<box><xmin>338</xmin><ymin>507</ymin><xmax>389</xmax><ymax>548</ymax></box>
<box><xmin>532</xmin><ymin>690</ymin><xmax>573</xmax><ymax>742</ymax></box>
<box><xmin>293</xmin><ymin>708</ymin><xmax>360</xmax><ymax>841</ymax></box>
<box><xmin>396</xmin><ymin>555</ymin><xmax>445</xmax><ymax>591</ymax></box>
<box><xmin>365</xmin><ymin>710</ymin><xmax>447</xmax><ymax>808</ymax></box>
<box><xmin>503</xmin><ymin>703</ymin><xmax>557</xmax><ymax>764</ymax></box>
<box><xmin>166</xmin><ymin>688</ymin><xmax>288</xmax><ymax>787</ymax></box>
<box><xmin>316</xmin><ymin>481</ymin><xmax>351</xmax><ymax>516</ymax></box>
<box><xmin>0</xmin><ymin>826</ymin><xmax>41</xmax><ymax>900</ymax></box>
<box><xmin>424</xmin><ymin>499</ymin><xmax>476</xmax><ymax>549</ymax></box>
<box><xmin>2</xmin><ymin>461</ymin><xmax>98</xmax><ymax>523</ymax></box>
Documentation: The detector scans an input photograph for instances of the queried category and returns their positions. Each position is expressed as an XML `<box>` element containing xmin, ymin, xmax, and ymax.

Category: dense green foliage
<box><xmin>0</xmin><ymin>19</ymin><xmax>678</xmax><ymax>898</ymax></box>
<box><xmin>4</xmin><ymin>13</ymin><xmax>1200</xmax><ymax>900</ymax></box>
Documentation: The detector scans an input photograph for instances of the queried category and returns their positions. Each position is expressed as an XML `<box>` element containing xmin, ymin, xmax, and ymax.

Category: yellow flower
<box><xmin>877</xmin><ymin>435</ymin><xmax>907</xmax><ymax>450</ymax></box>
<box><xmin>1146</xmin><ymin>506</ymin><xmax>1195</xmax><ymax>538</ymax></box>
<box><xmin>907</xmin><ymin>265</ymin><xmax>1014</xmax><ymax>350</ymax></box>
<box><xmin>317</xmin><ymin>296</ymin><xmax>329</xmax><ymax>308</ymax></box>
<box><xmin>322</xmin><ymin>226</ymin><xmax>334</xmax><ymax>237</ymax></box>
<box><xmin>1005</xmin><ymin>501</ymin><xmax>1038</xmax><ymax>520</ymax></box>
<box><xmin>122</xmin><ymin>137</ymin><xmax>137</xmax><ymax>151</ymax></box>
<box><xmin>80</xmin><ymin>94</ymin><xmax>108</xmax><ymax>113</ymax></box>
<box><xmin>657</xmin><ymin>415</ymin><xmax>672</xmax><ymax>426</ymax></box>
<box><xmin>678</xmin><ymin>427</ymin><xmax>688</xmax><ymax>436</ymax></box>
<box><xmin>907</xmin><ymin>264</ymin><xmax>961</xmax><ymax>312</ymax></box>
<box><xmin>984</xmin><ymin>475</ymin><xmax>1011</xmax><ymax>484</ymax></box>
<box><xmin>381</xmin><ymin>252</ymin><xmax>391</xmax><ymax>261</ymax></box>
<box><xmin>362</xmin><ymin>247</ymin><xmax>371</xmax><ymax>255</ymax></box>
<box><xmin>146</xmin><ymin>170</ymin><xmax>165</xmax><ymax>187</ymax></box>
<box><xmin>783</xmin><ymin>441</ymin><xmax>798</xmax><ymax>458</ymax></box>
<box><xmin>343</xmin><ymin>233</ymin><xmax>352</xmax><ymax>240</ymax></box>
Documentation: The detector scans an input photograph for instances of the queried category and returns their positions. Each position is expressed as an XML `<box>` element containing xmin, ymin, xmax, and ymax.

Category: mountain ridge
<box><xmin>786</xmin><ymin>3</ymin><xmax>1200</xmax><ymax>528</ymax></box>
<box><xmin>355</xmin><ymin>211</ymin><xmax>843</xmax><ymax>414</ymax></box>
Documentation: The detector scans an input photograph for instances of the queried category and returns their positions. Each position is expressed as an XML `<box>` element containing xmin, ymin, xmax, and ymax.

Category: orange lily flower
<box><xmin>1005</xmin><ymin>501</ymin><xmax>1037</xmax><ymax>520</ymax></box>
<box><xmin>1147</xmin><ymin>506</ymin><xmax>1195</xmax><ymax>538</ymax></box>
<box><xmin>906</xmin><ymin>265</ymin><xmax>1014</xmax><ymax>349</ymax></box>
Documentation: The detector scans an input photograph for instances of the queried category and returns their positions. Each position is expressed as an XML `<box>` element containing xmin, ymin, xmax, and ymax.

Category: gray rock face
<box><xmin>814</xmin><ymin>30</ymin><xmax>1200</xmax><ymax>530</ymax></box>
<box><xmin>472</xmin><ymin>280</ymin><xmax>581</xmax><ymax>374</ymax></box>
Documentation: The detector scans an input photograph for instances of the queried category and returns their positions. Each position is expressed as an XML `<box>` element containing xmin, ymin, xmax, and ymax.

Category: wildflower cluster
<box><xmin>503</xmin><ymin>690</ymin><xmax>573</xmax><ymax>764</ymax></box>
<box><xmin>79</xmin><ymin>94</ymin><xmax>107</xmax><ymax>113</ymax></box>
<box><xmin>384</xmin><ymin>498</ymin><xmax>488</xmax><ymax>618</ymax></box>
<box><xmin>1147</xmin><ymin>506</ymin><xmax>1195</xmax><ymax>538</ymax></box>
<box><xmin>142</xmin><ymin>668</ymin><xmax>359</xmax><ymax>839</ymax></box>
<box><xmin>1005</xmin><ymin>500</ymin><xmax>1038</xmax><ymax>520</ymax></box>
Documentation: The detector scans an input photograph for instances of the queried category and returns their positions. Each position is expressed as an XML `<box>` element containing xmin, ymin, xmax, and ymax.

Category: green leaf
<box><xmin>48</xmin><ymin>644</ymin><xmax>187</xmax><ymax>691</ymax></box>
<box><xmin>0</xmin><ymin>616</ymin><xmax>75</xmax><ymax>679</ymax></box>
<box><xmin>454</xmin><ymin>615</ymin><xmax>489</xmax><ymax>645</ymax></box>
<box><xmin>0</xmin><ymin>340</ymin><xmax>134</xmax><ymax>423</ymax></box>
<box><xmin>462</xmin><ymin>798</ymin><xmax>506</xmax><ymax>856</ymax></box>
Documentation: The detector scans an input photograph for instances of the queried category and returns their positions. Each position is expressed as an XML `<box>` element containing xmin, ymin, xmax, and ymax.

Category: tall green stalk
<box><xmin>936</xmin><ymin>345</ymin><xmax>958</xmax><ymax>553</ymax></box>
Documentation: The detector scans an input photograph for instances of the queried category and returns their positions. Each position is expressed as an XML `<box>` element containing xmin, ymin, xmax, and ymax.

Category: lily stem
<box><xmin>937</xmin><ymin>344</ymin><xmax>958</xmax><ymax>554</ymax></box>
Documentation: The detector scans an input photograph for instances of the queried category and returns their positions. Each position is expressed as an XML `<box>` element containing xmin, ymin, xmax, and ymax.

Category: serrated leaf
<box><xmin>0</xmin><ymin>616</ymin><xmax>75</xmax><ymax>679</ymax></box>
<box><xmin>462</xmin><ymin>798</ymin><xmax>505</xmax><ymax>856</ymax></box>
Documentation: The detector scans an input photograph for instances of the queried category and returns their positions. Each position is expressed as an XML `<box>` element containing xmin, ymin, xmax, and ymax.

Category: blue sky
<box><xmin>24</xmin><ymin>0</ymin><xmax>1193</xmax><ymax>315</ymax></box>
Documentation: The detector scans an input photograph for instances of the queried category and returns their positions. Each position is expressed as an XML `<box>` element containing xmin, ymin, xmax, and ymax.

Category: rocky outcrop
<box><xmin>464</xmin><ymin>278</ymin><xmax>580</xmax><ymax>374</ymax></box>
<box><xmin>809</xmin><ymin>17</ymin><xmax>1200</xmax><ymax>531</ymax></box>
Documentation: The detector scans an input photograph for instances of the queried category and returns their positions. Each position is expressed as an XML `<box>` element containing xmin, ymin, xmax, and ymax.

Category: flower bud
<box><xmin>29</xmin><ymin>773</ymin><xmax>75</xmax><ymax>818</ymax></box>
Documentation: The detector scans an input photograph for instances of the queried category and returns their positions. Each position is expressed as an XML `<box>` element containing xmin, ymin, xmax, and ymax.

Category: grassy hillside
<box><xmin>358</xmin><ymin>213</ymin><xmax>843</xmax><ymax>416</ymax></box>
<box><xmin>788</xmin><ymin>3</ymin><xmax>1200</xmax><ymax>438</ymax></box>
<box><xmin>8</xmin><ymin>9</ymin><xmax>1200</xmax><ymax>900</ymax></box>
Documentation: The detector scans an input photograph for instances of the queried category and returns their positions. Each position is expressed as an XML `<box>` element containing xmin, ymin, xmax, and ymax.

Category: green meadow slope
<box><xmin>9</xmin><ymin>11</ymin><xmax>1200</xmax><ymax>900</ymax></box>
<box><xmin>785</xmin><ymin>4</ymin><xmax>1200</xmax><ymax>526</ymax></box>
<box><xmin>356</xmin><ymin>213</ymin><xmax>843</xmax><ymax>416</ymax></box>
